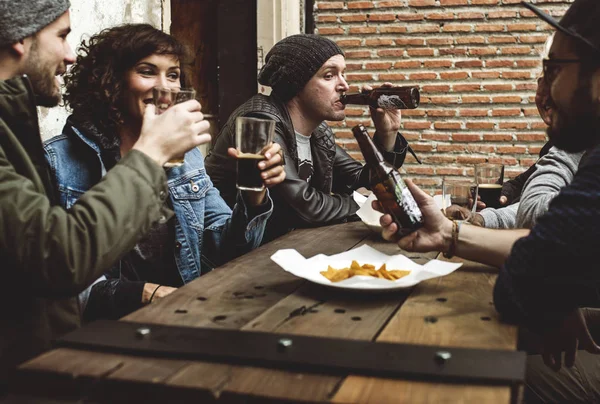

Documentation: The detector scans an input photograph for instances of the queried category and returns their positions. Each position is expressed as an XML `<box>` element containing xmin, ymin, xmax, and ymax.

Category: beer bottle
<box><xmin>341</xmin><ymin>86</ymin><xmax>420</xmax><ymax>110</ymax></box>
<box><xmin>352</xmin><ymin>124</ymin><xmax>424</xmax><ymax>236</ymax></box>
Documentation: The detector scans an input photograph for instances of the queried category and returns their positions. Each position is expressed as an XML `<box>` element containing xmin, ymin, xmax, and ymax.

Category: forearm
<box><xmin>479</xmin><ymin>204</ymin><xmax>519</xmax><ymax>229</ymax></box>
<box><xmin>372</xmin><ymin>132</ymin><xmax>412</xmax><ymax>168</ymax></box>
<box><xmin>373</xmin><ymin>130</ymin><xmax>397</xmax><ymax>151</ymax></box>
<box><xmin>454</xmin><ymin>224</ymin><xmax>530</xmax><ymax>268</ymax></box>
<box><xmin>1</xmin><ymin>150</ymin><xmax>170</xmax><ymax>296</ymax></box>
<box><xmin>516</xmin><ymin>148</ymin><xmax>582</xmax><ymax>228</ymax></box>
<box><xmin>501</xmin><ymin>167</ymin><xmax>533</xmax><ymax>204</ymax></box>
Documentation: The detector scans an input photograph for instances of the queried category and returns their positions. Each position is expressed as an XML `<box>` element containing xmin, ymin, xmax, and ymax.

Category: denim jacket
<box><xmin>44</xmin><ymin>120</ymin><xmax>273</xmax><ymax>317</ymax></box>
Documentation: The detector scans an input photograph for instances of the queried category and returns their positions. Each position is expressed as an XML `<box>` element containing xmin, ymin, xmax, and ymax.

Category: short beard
<box><xmin>548</xmin><ymin>67</ymin><xmax>600</xmax><ymax>153</ymax></box>
<box><xmin>25</xmin><ymin>38</ymin><xmax>61</xmax><ymax>107</ymax></box>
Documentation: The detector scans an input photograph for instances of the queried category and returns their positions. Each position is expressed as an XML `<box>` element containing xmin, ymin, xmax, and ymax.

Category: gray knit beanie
<box><xmin>0</xmin><ymin>0</ymin><xmax>71</xmax><ymax>47</ymax></box>
<box><xmin>258</xmin><ymin>34</ymin><xmax>344</xmax><ymax>101</ymax></box>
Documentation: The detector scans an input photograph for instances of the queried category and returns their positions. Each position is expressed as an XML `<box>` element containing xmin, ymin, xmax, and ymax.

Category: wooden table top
<box><xmin>14</xmin><ymin>221</ymin><xmax>519</xmax><ymax>403</ymax></box>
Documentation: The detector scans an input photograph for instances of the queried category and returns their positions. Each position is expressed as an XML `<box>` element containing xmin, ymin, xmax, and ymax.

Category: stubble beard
<box><xmin>26</xmin><ymin>39</ymin><xmax>62</xmax><ymax>108</ymax></box>
<box><xmin>548</xmin><ymin>73</ymin><xmax>600</xmax><ymax>153</ymax></box>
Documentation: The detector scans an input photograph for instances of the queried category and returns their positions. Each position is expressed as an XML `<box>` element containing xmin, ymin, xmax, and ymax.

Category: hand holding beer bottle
<box><xmin>352</xmin><ymin>124</ymin><xmax>423</xmax><ymax>236</ymax></box>
<box><xmin>344</xmin><ymin>83</ymin><xmax>409</xmax><ymax>151</ymax></box>
<box><xmin>227</xmin><ymin>117</ymin><xmax>286</xmax><ymax>206</ymax></box>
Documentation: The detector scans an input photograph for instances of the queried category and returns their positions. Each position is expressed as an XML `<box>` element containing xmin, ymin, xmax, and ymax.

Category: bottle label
<box><xmin>399</xmin><ymin>187</ymin><xmax>423</xmax><ymax>222</ymax></box>
<box><xmin>384</xmin><ymin>178</ymin><xmax>423</xmax><ymax>225</ymax></box>
<box><xmin>377</xmin><ymin>94</ymin><xmax>409</xmax><ymax>109</ymax></box>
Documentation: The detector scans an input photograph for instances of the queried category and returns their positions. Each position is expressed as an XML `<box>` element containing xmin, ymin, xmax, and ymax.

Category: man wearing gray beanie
<box><xmin>206</xmin><ymin>33</ymin><xmax>416</xmax><ymax>243</ymax></box>
<box><xmin>0</xmin><ymin>1</ymin><xmax>211</xmax><ymax>389</ymax></box>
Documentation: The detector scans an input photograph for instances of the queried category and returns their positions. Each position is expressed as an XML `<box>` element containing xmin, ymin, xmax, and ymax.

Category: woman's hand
<box><xmin>142</xmin><ymin>283</ymin><xmax>177</xmax><ymax>304</ymax></box>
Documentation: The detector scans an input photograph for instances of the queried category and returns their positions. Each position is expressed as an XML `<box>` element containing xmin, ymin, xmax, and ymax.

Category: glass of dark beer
<box><xmin>153</xmin><ymin>86</ymin><xmax>197</xmax><ymax>167</ymax></box>
<box><xmin>474</xmin><ymin>163</ymin><xmax>504</xmax><ymax>209</ymax></box>
<box><xmin>235</xmin><ymin>117</ymin><xmax>275</xmax><ymax>191</ymax></box>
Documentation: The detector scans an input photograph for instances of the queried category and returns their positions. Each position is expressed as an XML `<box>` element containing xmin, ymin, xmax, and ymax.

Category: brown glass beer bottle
<box><xmin>341</xmin><ymin>86</ymin><xmax>420</xmax><ymax>110</ymax></box>
<box><xmin>352</xmin><ymin>124</ymin><xmax>424</xmax><ymax>236</ymax></box>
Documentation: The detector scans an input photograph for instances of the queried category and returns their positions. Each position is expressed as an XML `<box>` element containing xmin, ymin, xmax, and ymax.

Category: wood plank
<box><xmin>242</xmin><ymin>282</ymin><xmax>410</xmax><ymax>338</ymax></box>
<box><xmin>332</xmin><ymin>264</ymin><xmax>518</xmax><ymax>404</ymax></box>
<box><xmin>17</xmin><ymin>223</ymin><xmax>375</xmax><ymax>401</ymax></box>
<box><xmin>380</xmin><ymin>271</ymin><xmax>516</xmax><ymax>349</ymax></box>
<box><xmin>331</xmin><ymin>378</ymin><xmax>510</xmax><ymax>404</ymax></box>
<box><xmin>168</xmin><ymin>363</ymin><xmax>339</xmax><ymax>403</ymax></box>
<box><xmin>123</xmin><ymin>221</ymin><xmax>370</xmax><ymax>328</ymax></box>
<box><xmin>155</xmin><ymin>231</ymin><xmax>438</xmax><ymax>402</ymax></box>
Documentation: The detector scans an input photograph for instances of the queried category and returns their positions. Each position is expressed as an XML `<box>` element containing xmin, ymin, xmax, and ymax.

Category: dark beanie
<box><xmin>258</xmin><ymin>34</ymin><xmax>344</xmax><ymax>101</ymax></box>
<box><xmin>0</xmin><ymin>0</ymin><xmax>71</xmax><ymax>47</ymax></box>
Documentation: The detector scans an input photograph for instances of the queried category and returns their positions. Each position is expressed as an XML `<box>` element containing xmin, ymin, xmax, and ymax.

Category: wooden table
<box><xmin>13</xmin><ymin>221</ymin><xmax>519</xmax><ymax>403</ymax></box>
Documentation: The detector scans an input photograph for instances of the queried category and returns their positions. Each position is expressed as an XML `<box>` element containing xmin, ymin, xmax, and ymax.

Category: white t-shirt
<box><xmin>295</xmin><ymin>131</ymin><xmax>313</xmax><ymax>183</ymax></box>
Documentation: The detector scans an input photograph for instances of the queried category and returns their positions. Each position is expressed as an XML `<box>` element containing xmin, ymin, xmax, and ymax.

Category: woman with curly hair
<box><xmin>44</xmin><ymin>24</ymin><xmax>285</xmax><ymax>321</ymax></box>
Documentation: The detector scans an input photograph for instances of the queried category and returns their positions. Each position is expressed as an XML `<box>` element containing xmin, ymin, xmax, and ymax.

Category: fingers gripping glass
<box><xmin>235</xmin><ymin>117</ymin><xmax>275</xmax><ymax>192</ymax></box>
<box><xmin>542</xmin><ymin>58</ymin><xmax>581</xmax><ymax>84</ymax></box>
<box><xmin>152</xmin><ymin>87</ymin><xmax>196</xmax><ymax>168</ymax></box>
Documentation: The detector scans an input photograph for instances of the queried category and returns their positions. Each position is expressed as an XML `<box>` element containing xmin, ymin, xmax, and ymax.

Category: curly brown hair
<box><xmin>64</xmin><ymin>23</ymin><xmax>191</xmax><ymax>136</ymax></box>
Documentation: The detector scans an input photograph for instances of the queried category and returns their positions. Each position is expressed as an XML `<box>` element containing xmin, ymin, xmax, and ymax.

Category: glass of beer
<box><xmin>235</xmin><ymin>117</ymin><xmax>275</xmax><ymax>191</ymax></box>
<box><xmin>152</xmin><ymin>86</ymin><xmax>197</xmax><ymax>167</ymax></box>
<box><xmin>442</xmin><ymin>178</ymin><xmax>476</xmax><ymax>215</ymax></box>
<box><xmin>474</xmin><ymin>163</ymin><xmax>504</xmax><ymax>209</ymax></box>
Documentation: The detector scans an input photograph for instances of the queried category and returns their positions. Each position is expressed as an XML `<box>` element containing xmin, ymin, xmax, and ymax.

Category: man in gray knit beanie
<box><xmin>206</xmin><ymin>33</ymin><xmax>412</xmax><ymax>244</ymax></box>
<box><xmin>258</xmin><ymin>34</ymin><xmax>344</xmax><ymax>102</ymax></box>
<box><xmin>0</xmin><ymin>0</ymin><xmax>71</xmax><ymax>47</ymax></box>
<box><xmin>0</xmin><ymin>0</ymin><xmax>73</xmax><ymax>106</ymax></box>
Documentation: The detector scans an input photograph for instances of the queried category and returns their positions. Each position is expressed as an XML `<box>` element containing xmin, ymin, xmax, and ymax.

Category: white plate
<box><xmin>270</xmin><ymin>245</ymin><xmax>462</xmax><ymax>292</ymax></box>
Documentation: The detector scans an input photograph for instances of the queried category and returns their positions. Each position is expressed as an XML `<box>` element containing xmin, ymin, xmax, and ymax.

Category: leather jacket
<box><xmin>205</xmin><ymin>93</ymin><xmax>415</xmax><ymax>243</ymax></box>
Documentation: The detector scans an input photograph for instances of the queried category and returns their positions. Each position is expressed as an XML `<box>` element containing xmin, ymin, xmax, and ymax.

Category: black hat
<box><xmin>522</xmin><ymin>0</ymin><xmax>600</xmax><ymax>57</ymax></box>
<box><xmin>258</xmin><ymin>34</ymin><xmax>344</xmax><ymax>101</ymax></box>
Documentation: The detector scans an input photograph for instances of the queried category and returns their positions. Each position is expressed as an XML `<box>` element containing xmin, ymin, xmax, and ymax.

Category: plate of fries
<box><xmin>270</xmin><ymin>245</ymin><xmax>462</xmax><ymax>292</ymax></box>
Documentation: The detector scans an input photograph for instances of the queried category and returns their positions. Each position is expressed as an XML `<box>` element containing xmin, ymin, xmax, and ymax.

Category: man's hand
<box><xmin>135</xmin><ymin>101</ymin><xmax>211</xmax><ymax>167</ymax></box>
<box><xmin>228</xmin><ymin>142</ymin><xmax>286</xmax><ymax>206</ymax></box>
<box><xmin>374</xmin><ymin>179</ymin><xmax>453</xmax><ymax>253</ymax></box>
<box><xmin>366</xmin><ymin>82</ymin><xmax>402</xmax><ymax>150</ymax></box>
<box><xmin>540</xmin><ymin>308</ymin><xmax>600</xmax><ymax>371</ymax></box>
<box><xmin>444</xmin><ymin>205</ymin><xmax>485</xmax><ymax>227</ymax></box>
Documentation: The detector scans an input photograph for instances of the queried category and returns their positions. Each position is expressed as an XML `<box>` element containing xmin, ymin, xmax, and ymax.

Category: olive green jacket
<box><xmin>0</xmin><ymin>76</ymin><xmax>172</xmax><ymax>382</ymax></box>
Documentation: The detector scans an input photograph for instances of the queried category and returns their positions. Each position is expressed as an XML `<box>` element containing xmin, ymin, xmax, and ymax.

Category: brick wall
<box><xmin>312</xmin><ymin>0</ymin><xmax>572</xmax><ymax>195</ymax></box>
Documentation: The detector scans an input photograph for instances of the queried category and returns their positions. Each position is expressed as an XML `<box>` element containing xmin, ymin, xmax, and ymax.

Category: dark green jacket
<box><xmin>0</xmin><ymin>76</ymin><xmax>172</xmax><ymax>382</ymax></box>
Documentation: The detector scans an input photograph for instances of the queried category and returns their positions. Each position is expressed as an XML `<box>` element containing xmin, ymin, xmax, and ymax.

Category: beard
<box><xmin>547</xmin><ymin>74</ymin><xmax>600</xmax><ymax>153</ymax></box>
<box><xmin>25</xmin><ymin>38</ymin><xmax>62</xmax><ymax>107</ymax></box>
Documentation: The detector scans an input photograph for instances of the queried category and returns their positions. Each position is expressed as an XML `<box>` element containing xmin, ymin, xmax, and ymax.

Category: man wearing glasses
<box><xmin>378</xmin><ymin>0</ymin><xmax>600</xmax><ymax>401</ymax></box>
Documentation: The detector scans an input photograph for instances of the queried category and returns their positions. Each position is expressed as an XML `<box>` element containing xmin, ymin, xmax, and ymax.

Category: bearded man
<box><xmin>0</xmin><ymin>0</ymin><xmax>210</xmax><ymax>390</ymax></box>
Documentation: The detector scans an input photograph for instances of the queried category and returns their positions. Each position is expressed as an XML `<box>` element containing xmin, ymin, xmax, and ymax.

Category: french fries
<box><xmin>320</xmin><ymin>260</ymin><xmax>410</xmax><ymax>282</ymax></box>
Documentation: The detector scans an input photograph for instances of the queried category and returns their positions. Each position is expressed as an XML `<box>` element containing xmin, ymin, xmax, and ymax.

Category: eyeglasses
<box><xmin>542</xmin><ymin>58</ymin><xmax>581</xmax><ymax>84</ymax></box>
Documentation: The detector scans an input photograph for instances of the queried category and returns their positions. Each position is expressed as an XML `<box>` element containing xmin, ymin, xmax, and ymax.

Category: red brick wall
<box><xmin>312</xmin><ymin>0</ymin><xmax>572</xmax><ymax>194</ymax></box>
